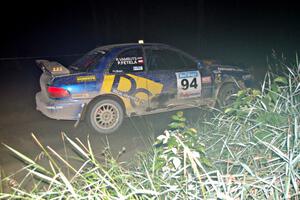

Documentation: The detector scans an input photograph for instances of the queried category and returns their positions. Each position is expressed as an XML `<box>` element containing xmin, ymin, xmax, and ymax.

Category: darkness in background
<box><xmin>1</xmin><ymin>0</ymin><xmax>299</xmax><ymax>67</ymax></box>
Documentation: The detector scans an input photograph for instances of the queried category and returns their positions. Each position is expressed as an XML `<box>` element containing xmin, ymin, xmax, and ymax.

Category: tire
<box><xmin>86</xmin><ymin>98</ymin><xmax>124</xmax><ymax>134</ymax></box>
<box><xmin>217</xmin><ymin>83</ymin><xmax>239</xmax><ymax>108</ymax></box>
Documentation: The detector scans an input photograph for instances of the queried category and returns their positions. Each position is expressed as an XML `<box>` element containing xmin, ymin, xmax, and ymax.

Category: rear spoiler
<box><xmin>36</xmin><ymin>60</ymin><xmax>70</xmax><ymax>76</ymax></box>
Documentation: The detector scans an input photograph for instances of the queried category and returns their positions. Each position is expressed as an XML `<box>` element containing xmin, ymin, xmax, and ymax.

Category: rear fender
<box><xmin>81</xmin><ymin>94</ymin><xmax>127</xmax><ymax>120</ymax></box>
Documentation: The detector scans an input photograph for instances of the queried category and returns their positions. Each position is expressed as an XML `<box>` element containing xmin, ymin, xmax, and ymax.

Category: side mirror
<box><xmin>197</xmin><ymin>61</ymin><xmax>204</xmax><ymax>69</ymax></box>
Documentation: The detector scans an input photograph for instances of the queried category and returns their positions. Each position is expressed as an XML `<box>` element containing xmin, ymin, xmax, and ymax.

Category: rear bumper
<box><xmin>244</xmin><ymin>79</ymin><xmax>255</xmax><ymax>88</ymax></box>
<box><xmin>35</xmin><ymin>92</ymin><xmax>88</xmax><ymax>120</ymax></box>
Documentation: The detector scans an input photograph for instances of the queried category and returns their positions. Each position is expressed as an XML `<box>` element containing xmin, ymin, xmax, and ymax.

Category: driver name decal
<box><xmin>116</xmin><ymin>57</ymin><xmax>144</xmax><ymax>65</ymax></box>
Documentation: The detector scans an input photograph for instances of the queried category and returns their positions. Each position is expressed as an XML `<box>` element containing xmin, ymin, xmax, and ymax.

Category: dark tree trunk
<box><xmin>195</xmin><ymin>0</ymin><xmax>205</xmax><ymax>49</ymax></box>
<box><xmin>139</xmin><ymin>0</ymin><xmax>145</xmax><ymax>40</ymax></box>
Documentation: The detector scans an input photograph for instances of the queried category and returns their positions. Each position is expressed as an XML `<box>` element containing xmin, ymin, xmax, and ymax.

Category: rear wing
<box><xmin>36</xmin><ymin>60</ymin><xmax>70</xmax><ymax>76</ymax></box>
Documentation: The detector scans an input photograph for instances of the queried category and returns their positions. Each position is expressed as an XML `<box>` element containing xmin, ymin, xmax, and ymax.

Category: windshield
<box><xmin>69</xmin><ymin>49</ymin><xmax>106</xmax><ymax>72</ymax></box>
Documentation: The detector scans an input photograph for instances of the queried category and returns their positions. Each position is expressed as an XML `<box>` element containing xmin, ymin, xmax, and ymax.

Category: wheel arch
<box><xmin>83</xmin><ymin>94</ymin><xmax>127</xmax><ymax>120</ymax></box>
<box><xmin>215</xmin><ymin>77</ymin><xmax>245</xmax><ymax>99</ymax></box>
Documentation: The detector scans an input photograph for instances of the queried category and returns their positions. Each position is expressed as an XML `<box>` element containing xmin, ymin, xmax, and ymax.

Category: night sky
<box><xmin>1</xmin><ymin>0</ymin><xmax>300</xmax><ymax>67</ymax></box>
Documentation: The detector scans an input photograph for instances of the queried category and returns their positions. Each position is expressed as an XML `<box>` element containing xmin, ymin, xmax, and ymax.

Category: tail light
<box><xmin>47</xmin><ymin>86</ymin><xmax>70</xmax><ymax>98</ymax></box>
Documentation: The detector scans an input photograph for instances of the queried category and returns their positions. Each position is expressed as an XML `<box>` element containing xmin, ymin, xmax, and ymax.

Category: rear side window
<box><xmin>70</xmin><ymin>50</ymin><xmax>106</xmax><ymax>72</ymax></box>
<box><xmin>109</xmin><ymin>48</ymin><xmax>145</xmax><ymax>73</ymax></box>
<box><xmin>145</xmin><ymin>48</ymin><xmax>188</xmax><ymax>71</ymax></box>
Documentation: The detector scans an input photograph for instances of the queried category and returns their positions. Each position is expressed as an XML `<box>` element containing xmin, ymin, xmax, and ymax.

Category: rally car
<box><xmin>35</xmin><ymin>42</ymin><xmax>253</xmax><ymax>134</ymax></box>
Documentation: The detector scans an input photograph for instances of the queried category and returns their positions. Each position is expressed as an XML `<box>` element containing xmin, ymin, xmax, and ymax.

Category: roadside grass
<box><xmin>200</xmin><ymin>55</ymin><xmax>300</xmax><ymax>199</ymax></box>
<box><xmin>0</xmin><ymin>56</ymin><xmax>299</xmax><ymax>199</ymax></box>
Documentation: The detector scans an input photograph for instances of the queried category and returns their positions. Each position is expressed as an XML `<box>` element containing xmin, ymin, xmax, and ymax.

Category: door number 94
<box><xmin>181</xmin><ymin>78</ymin><xmax>198</xmax><ymax>90</ymax></box>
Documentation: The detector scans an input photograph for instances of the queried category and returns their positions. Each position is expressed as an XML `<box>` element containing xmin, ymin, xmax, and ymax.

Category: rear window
<box><xmin>69</xmin><ymin>50</ymin><xmax>106</xmax><ymax>72</ymax></box>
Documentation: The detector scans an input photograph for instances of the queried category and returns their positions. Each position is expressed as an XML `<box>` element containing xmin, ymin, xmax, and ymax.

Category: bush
<box><xmin>201</xmin><ymin>57</ymin><xmax>300</xmax><ymax>199</ymax></box>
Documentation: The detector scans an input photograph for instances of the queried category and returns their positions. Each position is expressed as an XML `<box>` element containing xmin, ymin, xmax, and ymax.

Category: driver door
<box><xmin>144</xmin><ymin>46</ymin><xmax>201</xmax><ymax>110</ymax></box>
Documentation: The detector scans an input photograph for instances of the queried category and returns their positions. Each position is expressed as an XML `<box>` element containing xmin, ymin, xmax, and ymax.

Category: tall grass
<box><xmin>201</xmin><ymin>57</ymin><xmax>300</xmax><ymax>199</ymax></box>
<box><xmin>0</xmin><ymin>56</ymin><xmax>299</xmax><ymax>199</ymax></box>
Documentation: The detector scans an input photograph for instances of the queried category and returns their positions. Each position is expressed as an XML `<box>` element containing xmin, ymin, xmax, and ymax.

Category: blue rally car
<box><xmin>35</xmin><ymin>42</ymin><xmax>253</xmax><ymax>134</ymax></box>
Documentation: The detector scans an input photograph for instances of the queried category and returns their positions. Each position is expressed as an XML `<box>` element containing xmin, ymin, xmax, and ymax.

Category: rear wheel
<box><xmin>217</xmin><ymin>83</ymin><xmax>239</xmax><ymax>108</ymax></box>
<box><xmin>86</xmin><ymin>99</ymin><xmax>124</xmax><ymax>134</ymax></box>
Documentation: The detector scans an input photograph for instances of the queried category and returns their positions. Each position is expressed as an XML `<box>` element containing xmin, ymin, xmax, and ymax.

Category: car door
<box><xmin>144</xmin><ymin>46</ymin><xmax>201</xmax><ymax>109</ymax></box>
<box><xmin>103</xmin><ymin>46</ymin><xmax>163</xmax><ymax>115</ymax></box>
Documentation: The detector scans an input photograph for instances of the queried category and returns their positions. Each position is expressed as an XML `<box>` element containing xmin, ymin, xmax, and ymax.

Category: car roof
<box><xmin>94</xmin><ymin>43</ymin><xmax>172</xmax><ymax>51</ymax></box>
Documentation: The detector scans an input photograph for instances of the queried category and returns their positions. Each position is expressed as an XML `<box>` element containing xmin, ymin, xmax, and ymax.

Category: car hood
<box><xmin>202</xmin><ymin>59</ymin><xmax>247</xmax><ymax>73</ymax></box>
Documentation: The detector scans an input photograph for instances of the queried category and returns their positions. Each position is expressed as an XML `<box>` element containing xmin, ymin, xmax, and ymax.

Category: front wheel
<box><xmin>86</xmin><ymin>99</ymin><xmax>124</xmax><ymax>134</ymax></box>
<box><xmin>217</xmin><ymin>83</ymin><xmax>239</xmax><ymax>108</ymax></box>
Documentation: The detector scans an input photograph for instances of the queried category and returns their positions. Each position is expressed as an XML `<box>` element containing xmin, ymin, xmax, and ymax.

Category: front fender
<box><xmin>214</xmin><ymin>77</ymin><xmax>245</xmax><ymax>100</ymax></box>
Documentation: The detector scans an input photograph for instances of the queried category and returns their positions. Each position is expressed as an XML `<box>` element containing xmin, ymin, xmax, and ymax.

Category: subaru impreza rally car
<box><xmin>35</xmin><ymin>42</ymin><xmax>253</xmax><ymax>134</ymax></box>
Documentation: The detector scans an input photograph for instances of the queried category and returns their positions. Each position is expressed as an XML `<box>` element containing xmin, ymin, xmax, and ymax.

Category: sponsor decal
<box><xmin>72</xmin><ymin>93</ymin><xmax>90</xmax><ymax>99</ymax></box>
<box><xmin>116</xmin><ymin>57</ymin><xmax>144</xmax><ymax>65</ymax></box>
<box><xmin>133</xmin><ymin>66</ymin><xmax>144</xmax><ymax>71</ymax></box>
<box><xmin>52</xmin><ymin>66</ymin><xmax>63</xmax><ymax>72</ymax></box>
<box><xmin>76</xmin><ymin>75</ymin><xmax>96</xmax><ymax>82</ymax></box>
<box><xmin>111</xmin><ymin>69</ymin><xmax>124</xmax><ymax>73</ymax></box>
<box><xmin>46</xmin><ymin>105</ymin><xmax>63</xmax><ymax>110</ymax></box>
<box><xmin>201</xmin><ymin>76</ymin><xmax>212</xmax><ymax>84</ymax></box>
<box><xmin>111</xmin><ymin>74</ymin><xmax>151</xmax><ymax>108</ymax></box>
<box><xmin>180</xmin><ymin>91</ymin><xmax>201</xmax><ymax>98</ymax></box>
<box><xmin>218</xmin><ymin>67</ymin><xmax>243</xmax><ymax>72</ymax></box>
<box><xmin>176</xmin><ymin>71</ymin><xmax>201</xmax><ymax>99</ymax></box>
<box><xmin>100</xmin><ymin>74</ymin><xmax>163</xmax><ymax>110</ymax></box>
<box><xmin>112</xmin><ymin>88</ymin><xmax>146</xmax><ymax>105</ymax></box>
<box><xmin>177</xmin><ymin>71</ymin><xmax>199</xmax><ymax>79</ymax></box>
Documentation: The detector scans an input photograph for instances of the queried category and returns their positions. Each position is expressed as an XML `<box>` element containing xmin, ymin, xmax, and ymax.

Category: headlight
<box><xmin>242</xmin><ymin>74</ymin><xmax>253</xmax><ymax>80</ymax></box>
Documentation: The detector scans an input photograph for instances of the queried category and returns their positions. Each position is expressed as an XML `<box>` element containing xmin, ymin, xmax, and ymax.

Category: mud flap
<box><xmin>74</xmin><ymin>103</ymin><xmax>86</xmax><ymax>128</ymax></box>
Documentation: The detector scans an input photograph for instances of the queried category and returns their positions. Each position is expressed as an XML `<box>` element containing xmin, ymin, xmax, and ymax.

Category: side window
<box><xmin>146</xmin><ymin>48</ymin><xmax>187</xmax><ymax>71</ymax></box>
<box><xmin>109</xmin><ymin>48</ymin><xmax>144</xmax><ymax>73</ymax></box>
<box><xmin>179</xmin><ymin>53</ymin><xmax>198</xmax><ymax>69</ymax></box>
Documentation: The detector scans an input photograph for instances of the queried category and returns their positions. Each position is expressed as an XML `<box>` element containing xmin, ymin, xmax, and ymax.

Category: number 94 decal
<box><xmin>176</xmin><ymin>71</ymin><xmax>202</xmax><ymax>98</ymax></box>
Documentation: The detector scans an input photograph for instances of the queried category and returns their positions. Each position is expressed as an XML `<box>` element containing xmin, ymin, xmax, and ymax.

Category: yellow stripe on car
<box><xmin>100</xmin><ymin>74</ymin><xmax>163</xmax><ymax>113</ymax></box>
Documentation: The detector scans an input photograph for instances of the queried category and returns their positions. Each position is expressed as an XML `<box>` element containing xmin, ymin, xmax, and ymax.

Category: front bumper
<box><xmin>35</xmin><ymin>92</ymin><xmax>88</xmax><ymax>120</ymax></box>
